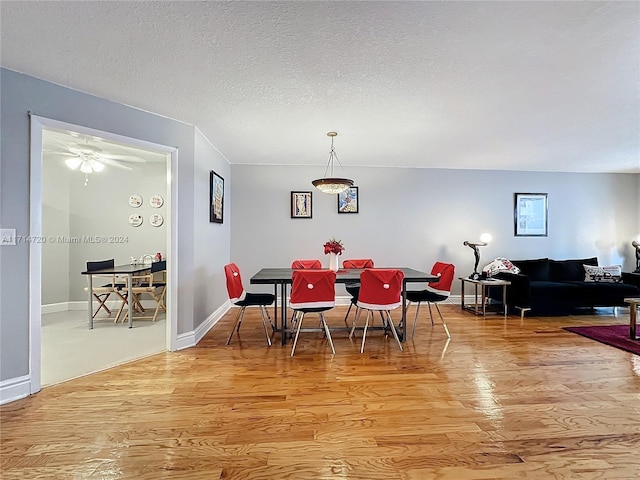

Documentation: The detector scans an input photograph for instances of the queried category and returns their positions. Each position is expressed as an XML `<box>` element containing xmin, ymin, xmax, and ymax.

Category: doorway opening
<box><xmin>29</xmin><ymin>115</ymin><xmax>178</xmax><ymax>392</ymax></box>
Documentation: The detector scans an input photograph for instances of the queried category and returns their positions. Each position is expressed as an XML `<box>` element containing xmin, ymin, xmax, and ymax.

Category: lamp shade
<box><xmin>312</xmin><ymin>132</ymin><xmax>354</xmax><ymax>194</ymax></box>
<box><xmin>312</xmin><ymin>177</ymin><xmax>354</xmax><ymax>194</ymax></box>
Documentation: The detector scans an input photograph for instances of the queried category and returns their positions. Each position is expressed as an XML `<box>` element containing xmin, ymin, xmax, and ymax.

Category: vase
<box><xmin>328</xmin><ymin>252</ymin><xmax>339</xmax><ymax>272</ymax></box>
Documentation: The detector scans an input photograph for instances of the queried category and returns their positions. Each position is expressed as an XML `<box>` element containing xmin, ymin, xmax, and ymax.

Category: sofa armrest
<box><xmin>493</xmin><ymin>272</ymin><xmax>531</xmax><ymax>307</ymax></box>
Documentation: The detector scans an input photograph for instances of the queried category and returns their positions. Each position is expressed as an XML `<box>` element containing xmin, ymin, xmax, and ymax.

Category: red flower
<box><xmin>323</xmin><ymin>238</ymin><xmax>345</xmax><ymax>255</ymax></box>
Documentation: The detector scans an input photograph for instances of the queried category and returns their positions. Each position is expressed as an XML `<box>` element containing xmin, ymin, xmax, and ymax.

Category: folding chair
<box><xmin>84</xmin><ymin>259</ymin><xmax>127</xmax><ymax>320</ymax></box>
<box><xmin>117</xmin><ymin>260</ymin><xmax>167</xmax><ymax>323</ymax></box>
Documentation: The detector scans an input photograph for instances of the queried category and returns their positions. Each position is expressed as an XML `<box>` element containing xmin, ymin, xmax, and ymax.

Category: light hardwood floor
<box><xmin>2</xmin><ymin>305</ymin><xmax>639</xmax><ymax>479</ymax></box>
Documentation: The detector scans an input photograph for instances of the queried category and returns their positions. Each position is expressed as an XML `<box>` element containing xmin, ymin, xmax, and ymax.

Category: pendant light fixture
<box><xmin>312</xmin><ymin>131</ymin><xmax>354</xmax><ymax>194</ymax></box>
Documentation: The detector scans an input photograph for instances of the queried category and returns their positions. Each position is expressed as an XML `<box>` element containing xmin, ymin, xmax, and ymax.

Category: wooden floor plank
<box><xmin>2</xmin><ymin>305</ymin><xmax>640</xmax><ymax>479</ymax></box>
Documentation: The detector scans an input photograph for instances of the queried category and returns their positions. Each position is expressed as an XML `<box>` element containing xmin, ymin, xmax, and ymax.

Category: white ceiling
<box><xmin>2</xmin><ymin>1</ymin><xmax>639</xmax><ymax>174</ymax></box>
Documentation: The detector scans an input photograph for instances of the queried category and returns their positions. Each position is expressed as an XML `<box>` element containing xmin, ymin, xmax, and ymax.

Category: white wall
<box><xmin>230</xmin><ymin>165</ymin><xmax>639</xmax><ymax>296</ymax></box>
<box><xmin>41</xmin><ymin>157</ymin><xmax>71</xmax><ymax>304</ymax></box>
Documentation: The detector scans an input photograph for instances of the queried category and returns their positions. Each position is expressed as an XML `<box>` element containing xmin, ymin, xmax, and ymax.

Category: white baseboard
<box><xmin>42</xmin><ymin>300</ymin><xmax>162</xmax><ymax>315</ymax></box>
<box><xmin>176</xmin><ymin>300</ymin><xmax>231</xmax><ymax>350</ymax></box>
<box><xmin>0</xmin><ymin>375</ymin><xmax>31</xmax><ymax>405</ymax></box>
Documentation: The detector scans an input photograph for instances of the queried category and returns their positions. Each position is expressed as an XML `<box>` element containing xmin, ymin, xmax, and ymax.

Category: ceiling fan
<box><xmin>44</xmin><ymin>136</ymin><xmax>147</xmax><ymax>173</ymax></box>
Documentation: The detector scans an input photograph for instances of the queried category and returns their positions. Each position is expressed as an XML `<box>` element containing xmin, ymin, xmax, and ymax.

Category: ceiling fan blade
<box><xmin>99</xmin><ymin>158</ymin><xmax>133</xmax><ymax>171</ymax></box>
<box><xmin>99</xmin><ymin>153</ymin><xmax>147</xmax><ymax>162</ymax></box>
<box><xmin>44</xmin><ymin>150</ymin><xmax>78</xmax><ymax>157</ymax></box>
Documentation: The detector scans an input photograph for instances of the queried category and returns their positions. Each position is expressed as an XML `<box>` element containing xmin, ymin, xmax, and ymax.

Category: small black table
<box><xmin>250</xmin><ymin>267</ymin><xmax>438</xmax><ymax>345</ymax></box>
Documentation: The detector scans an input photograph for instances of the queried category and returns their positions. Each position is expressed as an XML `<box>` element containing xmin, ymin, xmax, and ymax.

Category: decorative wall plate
<box><xmin>149</xmin><ymin>213</ymin><xmax>164</xmax><ymax>227</ymax></box>
<box><xmin>129</xmin><ymin>214</ymin><xmax>143</xmax><ymax>227</ymax></box>
<box><xmin>149</xmin><ymin>195</ymin><xmax>164</xmax><ymax>208</ymax></box>
<box><xmin>128</xmin><ymin>194</ymin><xmax>143</xmax><ymax>208</ymax></box>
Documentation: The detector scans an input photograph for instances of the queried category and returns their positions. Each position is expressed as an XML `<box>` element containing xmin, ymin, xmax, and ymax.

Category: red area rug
<box><xmin>563</xmin><ymin>324</ymin><xmax>640</xmax><ymax>356</ymax></box>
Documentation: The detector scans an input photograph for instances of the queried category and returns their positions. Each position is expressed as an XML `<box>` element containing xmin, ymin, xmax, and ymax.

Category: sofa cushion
<box><xmin>529</xmin><ymin>281</ymin><xmax>584</xmax><ymax>303</ymax></box>
<box><xmin>549</xmin><ymin>257</ymin><xmax>597</xmax><ymax>282</ymax></box>
<box><xmin>583</xmin><ymin>264</ymin><xmax>622</xmax><ymax>283</ymax></box>
<box><xmin>565</xmin><ymin>281</ymin><xmax>640</xmax><ymax>305</ymax></box>
<box><xmin>512</xmin><ymin>258</ymin><xmax>549</xmax><ymax>281</ymax></box>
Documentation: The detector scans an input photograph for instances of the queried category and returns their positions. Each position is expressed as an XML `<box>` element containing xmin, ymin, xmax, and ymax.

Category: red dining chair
<box><xmin>342</xmin><ymin>258</ymin><xmax>375</xmax><ymax>326</ymax></box>
<box><xmin>351</xmin><ymin>269</ymin><xmax>404</xmax><ymax>353</ymax></box>
<box><xmin>406</xmin><ymin>262</ymin><xmax>455</xmax><ymax>339</ymax></box>
<box><xmin>289</xmin><ymin>269</ymin><xmax>337</xmax><ymax>356</ymax></box>
<box><xmin>224</xmin><ymin>263</ymin><xmax>275</xmax><ymax>346</ymax></box>
<box><xmin>291</xmin><ymin>259</ymin><xmax>322</xmax><ymax>269</ymax></box>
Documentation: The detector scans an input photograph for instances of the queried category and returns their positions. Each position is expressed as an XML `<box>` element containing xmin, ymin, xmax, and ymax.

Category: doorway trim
<box><xmin>29</xmin><ymin>115</ymin><xmax>178</xmax><ymax>394</ymax></box>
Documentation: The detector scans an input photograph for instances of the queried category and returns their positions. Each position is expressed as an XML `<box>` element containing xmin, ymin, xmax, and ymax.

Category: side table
<box><xmin>459</xmin><ymin>277</ymin><xmax>511</xmax><ymax>317</ymax></box>
<box><xmin>622</xmin><ymin>272</ymin><xmax>640</xmax><ymax>289</ymax></box>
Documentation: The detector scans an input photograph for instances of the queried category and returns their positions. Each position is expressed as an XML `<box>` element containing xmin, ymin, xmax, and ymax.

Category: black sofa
<box><xmin>490</xmin><ymin>257</ymin><xmax>640</xmax><ymax>316</ymax></box>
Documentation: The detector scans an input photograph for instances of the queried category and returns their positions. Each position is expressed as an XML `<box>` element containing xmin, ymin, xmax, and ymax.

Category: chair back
<box><xmin>151</xmin><ymin>260</ymin><xmax>166</xmax><ymax>273</ymax></box>
<box><xmin>342</xmin><ymin>258</ymin><xmax>374</xmax><ymax>269</ymax></box>
<box><xmin>86</xmin><ymin>259</ymin><xmax>115</xmax><ymax>272</ymax></box>
<box><xmin>357</xmin><ymin>269</ymin><xmax>404</xmax><ymax>310</ymax></box>
<box><xmin>290</xmin><ymin>270</ymin><xmax>336</xmax><ymax>310</ymax></box>
<box><xmin>291</xmin><ymin>259</ymin><xmax>322</xmax><ymax>269</ymax></box>
<box><xmin>224</xmin><ymin>263</ymin><xmax>247</xmax><ymax>303</ymax></box>
<box><xmin>426</xmin><ymin>262</ymin><xmax>455</xmax><ymax>296</ymax></box>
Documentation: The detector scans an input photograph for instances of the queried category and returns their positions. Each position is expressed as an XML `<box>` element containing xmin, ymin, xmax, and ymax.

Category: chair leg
<box><xmin>320</xmin><ymin>313</ymin><xmax>335</xmax><ymax>355</ymax></box>
<box><xmin>360</xmin><ymin>311</ymin><xmax>371</xmax><ymax>353</ymax></box>
<box><xmin>411</xmin><ymin>302</ymin><xmax>421</xmax><ymax>339</ymax></box>
<box><xmin>92</xmin><ymin>293</ymin><xmax>112</xmax><ymax>318</ymax></box>
<box><xmin>291</xmin><ymin>312</ymin><xmax>305</xmax><ymax>356</ymax></box>
<box><xmin>434</xmin><ymin>303</ymin><xmax>451</xmax><ymax>338</ymax></box>
<box><xmin>343</xmin><ymin>302</ymin><xmax>353</xmax><ymax>326</ymax></box>
<box><xmin>226</xmin><ymin>306</ymin><xmax>246</xmax><ymax>345</ymax></box>
<box><xmin>350</xmin><ymin>307</ymin><xmax>363</xmax><ymax>338</ymax></box>
<box><xmin>385</xmin><ymin>311</ymin><xmax>403</xmax><ymax>352</ymax></box>
<box><xmin>259</xmin><ymin>306</ymin><xmax>272</xmax><ymax>347</ymax></box>
<box><xmin>427</xmin><ymin>302</ymin><xmax>435</xmax><ymax>326</ymax></box>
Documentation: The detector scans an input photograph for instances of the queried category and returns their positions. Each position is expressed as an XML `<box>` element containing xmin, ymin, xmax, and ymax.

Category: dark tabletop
<box><xmin>250</xmin><ymin>267</ymin><xmax>438</xmax><ymax>285</ymax></box>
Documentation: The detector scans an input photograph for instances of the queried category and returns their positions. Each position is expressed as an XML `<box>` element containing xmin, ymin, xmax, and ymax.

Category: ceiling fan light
<box><xmin>80</xmin><ymin>161</ymin><xmax>93</xmax><ymax>174</ymax></box>
<box><xmin>89</xmin><ymin>159</ymin><xmax>105</xmax><ymax>172</ymax></box>
<box><xmin>65</xmin><ymin>157</ymin><xmax>82</xmax><ymax>170</ymax></box>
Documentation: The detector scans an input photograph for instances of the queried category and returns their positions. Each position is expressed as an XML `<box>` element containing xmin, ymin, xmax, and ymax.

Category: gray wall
<box><xmin>192</xmin><ymin>129</ymin><xmax>231</xmax><ymax>322</ymax></box>
<box><xmin>0</xmin><ymin>69</ymin><xmax>230</xmax><ymax>383</ymax></box>
<box><xmin>230</xmin><ymin>165</ymin><xmax>639</xmax><ymax>296</ymax></box>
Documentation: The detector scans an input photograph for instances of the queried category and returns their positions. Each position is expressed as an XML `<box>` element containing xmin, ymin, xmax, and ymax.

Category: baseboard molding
<box><xmin>42</xmin><ymin>300</ymin><xmax>162</xmax><ymax>315</ymax></box>
<box><xmin>176</xmin><ymin>300</ymin><xmax>231</xmax><ymax>350</ymax></box>
<box><xmin>0</xmin><ymin>375</ymin><xmax>31</xmax><ymax>405</ymax></box>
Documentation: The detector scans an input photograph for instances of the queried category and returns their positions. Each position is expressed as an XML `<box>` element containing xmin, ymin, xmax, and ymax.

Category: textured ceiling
<box><xmin>1</xmin><ymin>1</ymin><xmax>639</xmax><ymax>173</ymax></box>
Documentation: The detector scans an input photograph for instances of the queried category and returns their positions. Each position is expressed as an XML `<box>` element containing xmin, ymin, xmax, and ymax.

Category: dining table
<box><xmin>81</xmin><ymin>263</ymin><xmax>152</xmax><ymax>329</ymax></box>
<box><xmin>250</xmin><ymin>267</ymin><xmax>438</xmax><ymax>345</ymax></box>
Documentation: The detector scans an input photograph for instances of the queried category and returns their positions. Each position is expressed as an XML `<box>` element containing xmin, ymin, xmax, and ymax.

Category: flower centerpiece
<box><xmin>323</xmin><ymin>238</ymin><xmax>344</xmax><ymax>271</ymax></box>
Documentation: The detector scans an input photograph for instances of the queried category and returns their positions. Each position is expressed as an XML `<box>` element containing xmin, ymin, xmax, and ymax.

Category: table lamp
<box><xmin>633</xmin><ymin>239</ymin><xmax>640</xmax><ymax>273</ymax></box>
<box><xmin>464</xmin><ymin>233</ymin><xmax>492</xmax><ymax>280</ymax></box>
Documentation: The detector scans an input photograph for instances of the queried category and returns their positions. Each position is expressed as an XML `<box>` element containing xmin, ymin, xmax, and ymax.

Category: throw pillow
<box><xmin>583</xmin><ymin>264</ymin><xmax>622</xmax><ymax>283</ymax></box>
<box><xmin>483</xmin><ymin>258</ymin><xmax>521</xmax><ymax>277</ymax></box>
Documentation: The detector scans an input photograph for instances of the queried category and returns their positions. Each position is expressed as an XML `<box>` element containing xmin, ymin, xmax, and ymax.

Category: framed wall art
<box><xmin>291</xmin><ymin>191</ymin><xmax>312</xmax><ymax>219</ymax></box>
<box><xmin>210</xmin><ymin>171</ymin><xmax>224</xmax><ymax>223</ymax></box>
<box><xmin>337</xmin><ymin>186</ymin><xmax>359</xmax><ymax>214</ymax></box>
<box><xmin>514</xmin><ymin>192</ymin><xmax>548</xmax><ymax>236</ymax></box>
